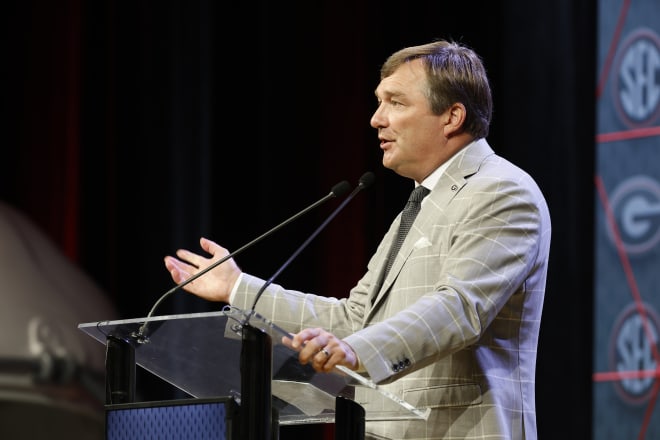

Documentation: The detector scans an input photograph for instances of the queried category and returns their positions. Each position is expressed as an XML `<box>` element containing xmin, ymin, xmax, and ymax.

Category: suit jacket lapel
<box><xmin>368</xmin><ymin>139</ymin><xmax>495</xmax><ymax>314</ymax></box>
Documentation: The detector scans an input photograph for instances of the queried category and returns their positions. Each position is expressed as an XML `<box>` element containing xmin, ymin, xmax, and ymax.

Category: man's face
<box><xmin>370</xmin><ymin>59</ymin><xmax>446</xmax><ymax>182</ymax></box>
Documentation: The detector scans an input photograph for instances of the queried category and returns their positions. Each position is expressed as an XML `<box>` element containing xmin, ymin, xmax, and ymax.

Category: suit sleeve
<box><xmin>231</xmin><ymin>271</ymin><xmax>370</xmax><ymax>338</ymax></box>
<box><xmin>344</xmin><ymin>170</ymin><xmax>549</xmax><ymax>384</ymax></box>
<box><xmin>229</xmin><ymin>219</ymin><xmax>399</xmax><ymax>336</ymax></box>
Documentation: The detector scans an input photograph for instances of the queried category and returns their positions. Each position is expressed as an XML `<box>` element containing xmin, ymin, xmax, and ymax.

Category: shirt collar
<box><xmin>417</xmin><ymin>139</ymin><xmax>473</xmax><ymax>192</ymax></box>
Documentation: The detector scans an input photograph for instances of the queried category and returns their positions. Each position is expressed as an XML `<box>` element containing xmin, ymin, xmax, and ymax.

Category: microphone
<box><xmin>133</xmin><ymin>179</ymin><xmax>352</xmax><ymax>342</ymax></box>
<box><xmin>247</xmin><ymin>171</ymin><xmax>375</xmax><ymax>316</ymax></box>
<box><xmin>238</xmin><ymin>172</ymin><xmax>373</xmax><ymax>439</ymax></box>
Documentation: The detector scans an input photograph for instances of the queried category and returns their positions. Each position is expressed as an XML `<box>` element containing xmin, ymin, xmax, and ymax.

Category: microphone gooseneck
<box><xmin>133</xmin><ymin>180</ymin><xmax>352</xmax><ymax>342</ymax></box>
<box><xmin>247</xmin><ymin>171</ymin><xmax>375</xmax><ymax>317</ymax></box>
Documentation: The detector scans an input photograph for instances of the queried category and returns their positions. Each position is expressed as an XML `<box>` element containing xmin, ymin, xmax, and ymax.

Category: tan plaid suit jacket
<box><xmin>233</xmin><ymin>138</ymin><xmax>552</xmax><ymax>439</ymax></box>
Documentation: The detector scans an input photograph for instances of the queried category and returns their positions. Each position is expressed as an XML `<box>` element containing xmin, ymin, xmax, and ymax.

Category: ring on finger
<box><xmin>320</xmin><ymin>348</ymin><xmax>330</xmax><ymax>357</ymax></box>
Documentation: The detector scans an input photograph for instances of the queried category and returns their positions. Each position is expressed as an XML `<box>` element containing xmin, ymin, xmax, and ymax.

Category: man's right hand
<box><xmin>163</xmin><ymin>237</ymin><xmax>241</xmax><ymax>303</ymax></box>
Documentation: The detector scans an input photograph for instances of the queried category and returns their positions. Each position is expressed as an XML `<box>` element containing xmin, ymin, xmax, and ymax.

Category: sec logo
<box><xmin>609</xmin><ymin>301</ymin><xmax>660</xmax><ymax>405</ymax></box>
<box><xmin>612</xmin><ymin>28</ymin><xmax>660</xmax><ymax>128</ymax></box>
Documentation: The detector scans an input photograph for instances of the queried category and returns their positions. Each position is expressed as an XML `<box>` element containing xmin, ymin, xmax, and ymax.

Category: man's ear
<box><xmin>442</xmin><ymin>103</ymin><xmax>467</xmax><ymax>137</ymax></box>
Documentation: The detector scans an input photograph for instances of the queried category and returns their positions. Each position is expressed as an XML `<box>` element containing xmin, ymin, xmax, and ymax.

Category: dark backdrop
<box><xmin>3</xmin><ymin>1</ymin><xmax>595</xmax><ymax>438</ymax></box>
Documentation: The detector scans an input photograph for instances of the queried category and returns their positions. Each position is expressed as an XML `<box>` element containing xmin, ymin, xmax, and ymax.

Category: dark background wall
<box><xmin>2</xmin><ymin>1</ymin><xmax>596</xmax><ymax>438</ymax></box>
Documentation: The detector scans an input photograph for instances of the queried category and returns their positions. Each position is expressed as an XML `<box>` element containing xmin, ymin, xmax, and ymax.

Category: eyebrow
<box><xmin>375</xmin><ymin>86</ymin><xmax>404</xmax><ymax>100</ymax></box>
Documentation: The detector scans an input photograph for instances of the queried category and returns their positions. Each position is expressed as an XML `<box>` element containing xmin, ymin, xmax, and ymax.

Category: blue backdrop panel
<box><xmin>594</xmin><ymin>0</ymin><xmax>660</xmax><ymax>439</ymax></box>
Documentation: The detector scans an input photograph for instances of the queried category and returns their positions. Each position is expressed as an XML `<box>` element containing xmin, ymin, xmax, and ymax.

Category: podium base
<box><xmin>105</xmin><ymin>397</ymin><xmax>238</xmax><ymax>440</ymax></box>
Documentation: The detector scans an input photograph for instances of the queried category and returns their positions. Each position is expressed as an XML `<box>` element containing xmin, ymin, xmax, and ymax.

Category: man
<box><xmin>164</xmin><ymin>39</ymin><xmax>551</xmax><ymax>439</ymax></box>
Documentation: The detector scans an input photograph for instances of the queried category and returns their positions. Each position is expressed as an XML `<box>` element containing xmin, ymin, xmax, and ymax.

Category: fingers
<box><xmin>164</xmin><ymin>256</ymin><xmax>193</xmax><ymax>283</ymax></box>
<box><xmin>164</xmin><ymin>238</ymin><xmax>224</xmax><ymax>277</ymax></box>
<box><xmin>164</xmin><ymin>242</ymin><xmax>211</xmax><ymax>284</ymax></box>
<box><xmin>289</xmin><ymin>328</ymin><xmax>326</xmax><ymax>361</ymax></box>
<box><xmin>288</xmin><ymin>328</ymin><xmax>351</xmax><ymax>373</ymax></box>
<box><xmin>175</xmin><ymin>248</ymin><xmax>206</xmax><ymax>267</ymax></box>
<box><xmin>312</xmin><ymin>342</ymin><xmax>342</xmax><ymax>372</ymax></box>
<box><xmin>200</xmin><ymin>237</ymin><xmax>224</xmax><ymax>256</ymax></box>
<box><xmin>167</xmin><ymin>238</ymin><xmax>225</xmax><ymax>267</ymax></box>
<box><xmin>282</xmin><ymin>333</ymin><xmax>329</xmax><ymax>362</ymax></box>
<box><xmin>290</xmin><ymin>327</ymin><xmax>321</xmax><ymax>350</ymax></box>
<box><xmin>303</xmin><ymin>342</ymin><xmax>334</xmax><ymax>371</ymax></box>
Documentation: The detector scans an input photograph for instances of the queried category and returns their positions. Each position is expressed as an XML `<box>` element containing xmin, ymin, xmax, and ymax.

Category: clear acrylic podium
<box><xmin>79</xmin><ymin>306</ymin><xmax>429</xmax><ymax>439</ymax></box>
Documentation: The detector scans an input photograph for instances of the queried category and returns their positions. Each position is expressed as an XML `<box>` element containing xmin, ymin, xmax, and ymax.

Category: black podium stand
<box><xmin>79</xmin><ymin>307</ymin><xmax>428</xmax><ymax>440</ymax></box>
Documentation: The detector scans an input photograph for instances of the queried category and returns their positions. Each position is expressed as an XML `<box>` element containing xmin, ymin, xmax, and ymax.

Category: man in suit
<box><xmin>164</xmin><ymin>39</ymin><xmax>551</xmax><ymax>439</ymax></box>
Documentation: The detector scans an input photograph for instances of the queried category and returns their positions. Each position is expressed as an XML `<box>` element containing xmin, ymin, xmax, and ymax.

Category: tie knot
<box><xmin>409</xmin><ymin>186</ymin><xmax>430</xmax><ymax>203</ymax></box>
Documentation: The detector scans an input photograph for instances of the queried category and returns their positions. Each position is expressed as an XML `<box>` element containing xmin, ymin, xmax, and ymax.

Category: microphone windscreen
<box><xmin>331</xmin><ymin>180</ymin><xmax>352</xmax><ymax>197</ymax></box>
<box><xmin>359</xmin><ymin>171</ymin><xmax>376</xmax><ymax>189</ymax></box>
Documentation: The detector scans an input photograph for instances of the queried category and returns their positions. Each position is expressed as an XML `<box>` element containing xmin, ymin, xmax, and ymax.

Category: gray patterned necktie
<box><xmin>383</xmin><ymin>185</ymin><xmax>430</xmax><ymax>278</ymax></box>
